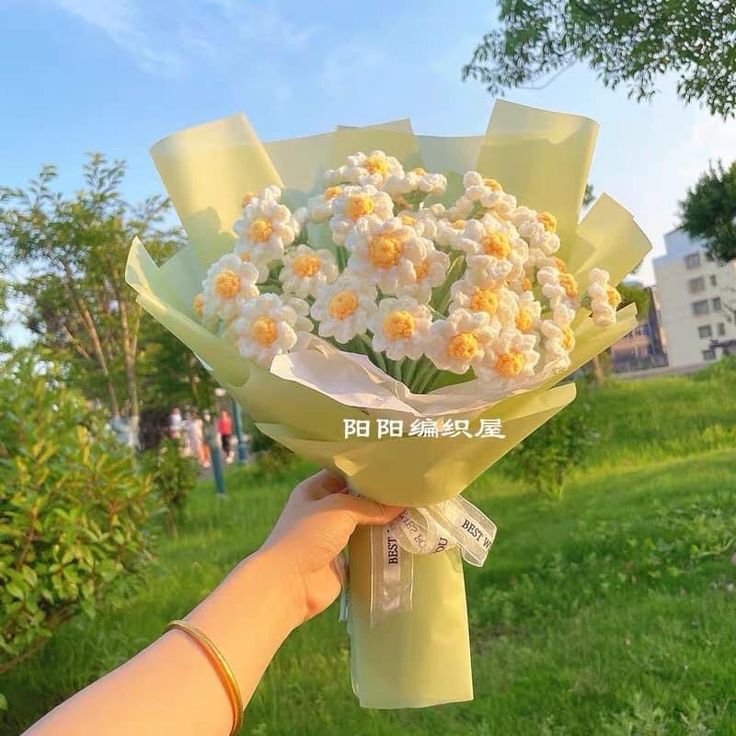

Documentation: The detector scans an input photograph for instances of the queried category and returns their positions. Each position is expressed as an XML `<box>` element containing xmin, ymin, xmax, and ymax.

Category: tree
<box><xmin>0</xmin><ymin>155</ymin><xmax>183</xmax><ymax>442</ymax></box>
<box><xmin>680</xmin><ymin>160</ymin><xmax>736</xmax><ymax>265</ymax></box>
<box><xmin>463</xmin><ymin>1</ymin><xmax>736</xmax><ymax>119</ymax></box>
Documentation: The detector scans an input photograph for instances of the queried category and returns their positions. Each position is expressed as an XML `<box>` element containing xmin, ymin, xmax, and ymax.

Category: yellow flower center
<box><xmin>292</xmin><ymin>253</ymin><xmax>321</xmax><ymax>278</ymax></box>
<box><xmin>213</xmin><ymin>270</ymin><xmax>240</xmax><ymax>299</ymax></box>
<box><xmin>251</xmin><ymin>316</ymin><xmax>278</xmax><ymax>346</ymax></box>
<box><xmin>495</xmin><ymin>350</ymin><xmax>525</xmax><ymax>378</ymax></box>
<box><xmin>451</xmin><ymin>219</ymin><xmax>466</xmax><ymax>230</ymax></box>
<box><xmin>537</xmin><ymin>211</ymin><xmax>557</xmax><ymax>233</ymax></box>
<box><xmin>412</xmin><ymin>167</ymin><xmax>427</xmax><ymax>175</ymax></box>
<box><xmin>324</xmin><ymin>185</ymin><xmax>342</xmax><ymax>201</ymax></box>
<box><xmin>552</xmin><ymin>256</ymin><xmax>567</xmax><ymax>272</ymax></box>
<box><xmin>346</xmin><ymin>194</ymin><xmax>375</xmax><ymax>220</ymax></box>
<box><xmin>481</xmin><ymin>232</ymin><xmax>511</xmax><ymax>258</ymax></box>
<box><xmin>241</xmin><ymin>191</ymin><xmax>256</xmax><ymax>208</ymax></box>
<box><xmin>483</xmin><ymin>177</ymin><xmax>503</xmax><ymax>192</ymax></box>
<box><xmin>606</xmin><ymin>285</ymin><xmax>622</xmax><ymax>308</ymax></box>
<box><xmin>238</xmin><ymin>251</ymin><xmax>251</xmax><ymax>263</ymax></box>
<box><xmin>364</xmin><ymin>155</ymin><xmax>388</xmax><ymax>175</ymax></box>
<box><xmin>559</xmin><ymin>272</ymin><xmax>578</xmax><ymax>298</ymax></box>
<box><xmin>249</xmin><ymin>218</ymin><xmax>273</xmax><ymax>243</ymax></box>
<box><xmin>401</xmin><ymin>215</ymin><xmax>417</xmax><ymax>226</ymax></box>
<box><xmin>448</xmin><ymin>332</ymin><xmax>479</xmax><ymax>361</ymax></box>
<box><xmin>329</xmin><ymin>291</ymin><xmax>359</xmax><ymax>320</ymax></box>
<box><xmin>469</xmin><ymin>288</ymin><xmax>498</xmax><ymax>315</ymax></box>
<box><xmin>193</xmin><ymin>293</ymin><xmax>205</xmax><ymax>317</ymax></box>
<box><xmin>383</xmin><ymin>310</ymin><xmax>415</xmax><ymax>340</ymax></box>
<box><xmin>369</xmin><ymin>233</ymin><xmax>403</xmax><ymax>269</ymax></box>
<box><xmin>561</xmin><ymin>326</ymin><xmax>575</xmax><ymax>351</ymax></box>
<box><xmin>415</xmin><ymin>259</ymin><xmax>430</xmax><ymax>282</ymax></box>
<box><xmin>522</xmin><ymin>276</ymin><xmax>533</xmax><ymax>291</ymax></box>
<box><xmin>516</xmin><ymin>309</ymin><xmax>534</xmax><ymax>332</ymax></box>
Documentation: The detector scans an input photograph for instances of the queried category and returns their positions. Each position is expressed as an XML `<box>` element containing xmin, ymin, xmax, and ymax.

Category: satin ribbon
<box><xmin>340</xmin><ymin>496</ymin><xmax>497</xmax><ymax>626</ymax></box>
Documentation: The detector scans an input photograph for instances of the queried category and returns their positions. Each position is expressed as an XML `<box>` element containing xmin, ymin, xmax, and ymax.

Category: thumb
<box><xmin>319</xmin><ymin>493</ymin><xmax>404</xmax><ymax>526</ymax></box>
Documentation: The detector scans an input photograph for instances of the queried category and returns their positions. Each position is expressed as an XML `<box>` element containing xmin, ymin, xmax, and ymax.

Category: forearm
<box><xmin>26</xmin><ymin>548</ymin><xmax>303</xmax><ymax>736</ymax></box>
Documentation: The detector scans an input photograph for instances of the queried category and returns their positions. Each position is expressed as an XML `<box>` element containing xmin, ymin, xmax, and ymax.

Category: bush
<box><xmin>501</xmin><ymin>386</ymin><xmax>597</xmax><ymax>500</ymax></box>
<box><xmin>142</xmin><ymin>439</ymin><xmax>199</xmax><ymax>535</ymax></box>
<box><xmin>0</xmin><ymin>356</ymin><xmax>154</xmax><ymax>686</ymax></box>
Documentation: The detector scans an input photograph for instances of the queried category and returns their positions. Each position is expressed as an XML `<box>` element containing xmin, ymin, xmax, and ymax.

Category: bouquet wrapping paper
<box><xmin>126</xmin><ymin>101</ymin><xmax>650</xmax><ymax>708</ymax></box>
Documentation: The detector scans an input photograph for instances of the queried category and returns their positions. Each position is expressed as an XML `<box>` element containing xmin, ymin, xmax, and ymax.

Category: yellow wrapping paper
<box><xmin>126</xmin><ymin>101</ymin><xmax>651</xmax><ymax>708</ymax></box>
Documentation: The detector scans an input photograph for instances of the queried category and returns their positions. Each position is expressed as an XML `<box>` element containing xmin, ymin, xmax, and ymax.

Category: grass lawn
<box><xmin>2</xmin><ymin>368</ymin><xmax>736</xmax><ymax>735</ymax></box>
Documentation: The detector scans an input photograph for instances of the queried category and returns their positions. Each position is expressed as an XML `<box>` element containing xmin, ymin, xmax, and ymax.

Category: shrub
<box><xmin>501</xmin><ymin>386</ymin><xmax>597</xmax><ymax>500</ymax></box>
<box><xmin>0</xmin><ymin>356</ymin><xmax>154</xmax><ymax>684</ymax></box>
<box><xmin>142</xmin><ymin>438</ymin><xmax>199</xmax><ymax>535</ymax></box>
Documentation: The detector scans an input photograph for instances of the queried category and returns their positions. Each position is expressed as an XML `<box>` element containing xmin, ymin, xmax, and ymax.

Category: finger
<box><xmin>319</xmin><ymin>493</ymin><xmax>404</xmax><ymax>526</ymax></box>
<box><xmin>298</xmin><ymin>469</ymin><xmax>346</xmax><ymax>500</ymax></box>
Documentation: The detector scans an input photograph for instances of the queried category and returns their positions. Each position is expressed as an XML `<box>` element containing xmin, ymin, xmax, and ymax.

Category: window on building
<box><xmin>688</xmin><ymin>276</ymin><xmax>705</xmax><ymax>293</ymax></box>
<box><xmin>710</xmin><ymin>274</ymin><xmax>717</xmax><ymax>286</ymax></box>
<box><xmin>712</xmin><ymin>297</ymin><xmax>722</xmax><ymax>312</ymax></box>
<box><xmin>698</xmin><ymin>325</ymin><xmax>712</xmax><ymax>338</ymax></box>
<box><xmin>692</xmin><ymin>300</ymin><xmax>709</xmax><ymax>316</ymax></box>
<box><xmin>685</xmin><ymin>252</ymin><xmax>701</xmax><ymax>269</ymax></box>
<box><xmin>702</xmin><ymin>348</ymin><xmax>716</xmax><ymax>361</ymax></box>
<box><xmin>718</xmin><ymin>322</ymin><xmax>726</xmax><ymax>336</ymax></box>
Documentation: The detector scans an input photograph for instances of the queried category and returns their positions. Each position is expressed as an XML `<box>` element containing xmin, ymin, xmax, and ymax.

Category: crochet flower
<box><xmin>310</xmin><ymin>274</ymin><xmax>378</xmax><ymax>344</ymax></box>
<box><xmin>307</xmin><ymin>185</ymin><xmax>344</xmax><ymax>223</ymax></box>
<box><xmin>279</xmin><ymin>244</ymin><xmax>338</xmax><ymax>298</ymax></box>
<box><xmin>233</xmin><ymin>189</ymin><xmax>301</xmax><ymax>268</ymax></box>
<box><xmin>329</xmin><ymin>185</ymin><xmax>394</xmax><ymax>245</ymax></box>
<box><xmin>449</xmin><ymin>277</ymin><xmax>518</xmax><ymax>328</ymax></box>
<box><xmin>475</xmin><ymin>328</ymin><xmax>540</xmax><ymax>389</ymax></box>
<box><xmin>385</xmin><ymin>167</ymin><xmax>447</xmax><ymax>197</ymax></box>
<box><xmin>398</xmin><ymin>247</ymin><xmax>450</xmax><ymax>303</ymax></box>
<box><xmin>511</xmin><ymin>206</ymin><xmax>561</xmax><ymax>257</ymax></box>
<box><xmin>588</xmin><ymin>267</ymin><xmax>622</xmax><ymax>326</ymax></box>
<box><xmin>426</xmin><ymin>309</ymin><xmax>498</xmax><ymax>375</ymax></box>
<box><xmin>345</xmin><ymin>217</ymin><xmax>431</xmax><ymax>294</ymax></box>
<box><xmin>201</xmin><ymin>253</ymin><xmax>260</xmax><ymax>322</ymax></box>
<box><xmin>226</xmin><ymin>293</ymin><xmax>307</xmax><ymax>367</ymax></box>
<box><xmin>454</xmin><ymin>215</ymin><xmax>528</xmax><ymax>282</ymax></box>
<box><xmin>369</xmin><ymin>296</ymin><xmax>432</xmax><ymax>361</ymax></box>
<box><xmin>325</xmin><ymin>150</ymin><xmax>405</xmax><ymax>188</ymax></box>
<box><xmin>461</xmin><ymin>171</ymin><xmax>517</xmax><ymax>218</ymax></box>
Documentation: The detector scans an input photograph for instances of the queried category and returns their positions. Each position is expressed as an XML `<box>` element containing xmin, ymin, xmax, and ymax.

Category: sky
<box><xmin>2</xmin><ymin>0</ymin><xmax>736</xmax><ymax>343</ymax></box>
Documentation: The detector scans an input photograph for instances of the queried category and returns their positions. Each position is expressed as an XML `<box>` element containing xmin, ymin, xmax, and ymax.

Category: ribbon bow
<box><xmin>340</xmin><ymin>496</ymin><xmax>497</xmax><ymax>626</ymax></box>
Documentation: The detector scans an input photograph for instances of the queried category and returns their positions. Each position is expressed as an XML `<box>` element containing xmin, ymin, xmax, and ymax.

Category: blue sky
<box><xmin>2</xmin><ymin>0</ymin><xmax>735</xmax><ymax>299</ymax></box>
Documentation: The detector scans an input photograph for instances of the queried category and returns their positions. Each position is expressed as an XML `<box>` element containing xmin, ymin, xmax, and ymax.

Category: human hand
<box><xmin>261</xmin><ymin>469</ymin><xmax>403</xmax><ymax>624</ymax></box>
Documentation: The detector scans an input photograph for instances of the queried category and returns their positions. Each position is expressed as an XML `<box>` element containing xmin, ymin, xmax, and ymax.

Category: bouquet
<box><xmin>127</xmin><ymin>101</ymin><xmax>650</xmax><ymax>708</ymax></box>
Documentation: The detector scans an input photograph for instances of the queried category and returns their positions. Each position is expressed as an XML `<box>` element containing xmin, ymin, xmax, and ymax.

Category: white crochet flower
<box><xmin>454</xmin><ymin>215</ymin><xmax>528</xmax><ymax>282</ymax></box>
<box><xmin>395</xmin><ymin>209</ymin><xmax>439</xmax><ymax>240</ymax></box>
<box><xmin>325</xmin><ymin>151</ymin><xmax>404</xmax><ymax>188</ymax></box>
<box><xmin>588</xmin><ymin>267</ymin><xmax>621</xmax><ymax>326</ymax></box>
<box><xmin>369</xmin><ymin>296</ymin><xmax>432</xmax><ymax>361</ymax></box>
<box><xmin>345</xmin><ymin>216</ymin><xmax>431</xmax><ymax>295</ymax></box>
<box><xmin>283</xmin><ymin>295</ymin><xmax>314</xmax><ymax>333</ymax></box>
<box><xmin>426</xmin><ymin>309</ymin><xmax>498</xmax><ymax>375</ymax></box>
<box><xmin>329</xmin><ymin>185</ymin><xmax>394</xmax><ymax>245</ymax></box>
<box><xmin>450</xmin><ymin>277</ymin><xmax>518</xmax><ymax>328</ymax></box>
<box><xmin>511</xmin><ymin>206</ymin><xmax>561</xmax><ymax>257</ymax></box>
<box><xmin>306</xmin><ymin>185</ymin><xmax>344</xmax><ymax>223</ymax></box>
<box><xmin>513</xmin><ymin>289</ymin><xmax>543</xmax><ymax>334</ymax></box>
<box><xmin>385</xmin><ymin>167</ymin><xmax>447</xmax><ymax>197</ymax></box>
<box><xmin>226</xmin><ymin>293</ymin><xmax>304</xmax><ymax>368</ymax></box>
<box><xmin>201</xmin><ymin>253</ymin><xmax>260</xmax><ymax>322</ymax></box>
<box><xmin>234</xmin><ymin>191</ymin><xmax>301</xmax><ymax>268</ymax></box>
<box><xmin>279</xmin><ymin>244</ymin><xmax>338</xmax><ymax>298</ymax></box>
<box><xmin>537</xmin><ymin>265</ymin><xmax>580</xmax><ymax>310</ymax></box>
<box><xmin>475</xmin><ymin>328</ymin><xmax>540</xmax><ymax>389</ymax></box>
<box><xmin>397</xmin><ymin>247</ymin><xmax>450</xmax><ymax>303</ymax></box>
<box><xmin>310</xmin><ymin>273</ymin><xmax>378</xmax><ymax>344</ymax></box>
<box><xmin>462</xmin><ymin>171</ymin><xmax>517</xmax><ymax>218</ymax></box>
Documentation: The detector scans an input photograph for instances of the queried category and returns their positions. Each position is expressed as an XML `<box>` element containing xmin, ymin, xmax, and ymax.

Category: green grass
<box><xmin>2</xmin><ymin>367</ymin><xmax>736</xmax><ymax>735</ymax></box>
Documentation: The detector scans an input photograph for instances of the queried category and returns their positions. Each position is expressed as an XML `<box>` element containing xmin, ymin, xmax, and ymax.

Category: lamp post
<box><xmin>232</xmin><ymin>399</ymin><xmax>248</xmax><ymax>464</ymax></box>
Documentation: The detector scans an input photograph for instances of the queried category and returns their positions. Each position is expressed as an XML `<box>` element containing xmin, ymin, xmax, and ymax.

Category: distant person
<box><xmin>23</xmin><ymin>470</ymin><xmax>402</xmax><ymax>736</ymax></box>
<box><xmin>217</xmin><ymin>409</ymin><xmax>233</xmax><ymax>463</ymax></box>
<box><xmin>187</xmin><ymin>412</ymin><xmax>206</xmax><ymax>467</ymax></box>
<box><xmin>201</xmin><ymin>411</ymin><xmax>214</xmax><ymax>468</ymax></box>
<box><xmin>169</xmin><ymin>407</ymin><xmax>183</xmax><ymax>440</ymax></box>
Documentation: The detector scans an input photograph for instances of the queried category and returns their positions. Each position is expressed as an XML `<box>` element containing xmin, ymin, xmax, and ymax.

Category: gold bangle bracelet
<box><xmin>166</xmin><ymin>619</ymin><xmax>244</xmax><ymax>735</ymax></box>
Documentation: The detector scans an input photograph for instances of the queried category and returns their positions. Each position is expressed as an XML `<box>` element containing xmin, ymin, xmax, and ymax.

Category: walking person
<box><xmin>217</xmin><ymin>409</ymin><xmax>233</xmax><ymax>464</ymax></box>
<box><xmin>187</xmin><ymin>411</ymin><xmax>206</xmax><ymax>467</ymax></box>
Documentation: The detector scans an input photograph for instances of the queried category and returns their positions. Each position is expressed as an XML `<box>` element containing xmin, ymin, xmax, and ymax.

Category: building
<box><xmin>653</xmin><ymin>228</ymin><xmax>736</xmax><ymax>369</ymax></box>
<box><xmin>610</xmin><ymin>285</ymin><xmax>669</xmax><ymax>373</ymax></box>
